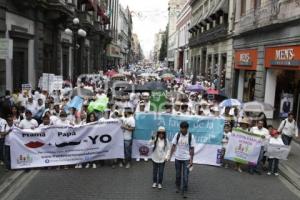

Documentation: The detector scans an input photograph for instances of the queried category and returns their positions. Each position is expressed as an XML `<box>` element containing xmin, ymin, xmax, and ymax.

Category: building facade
<box><xmin>189</xmin><ymin>0</ymin><xmax>235</xmax><ymax>91</ymax></box>
<box><xmin>117</xmin><ymin>5</ymin><xmax>130</xmax><ymax>66</ymax></box>
<box><xmin>0</xmin><ymin>0</ymin><xmax>111</xmax><ymax>95</ymax></box>
<box><xmin>131</xmin><ymin>33</ymin><xmax>143</xmax><ymax>64</ymax></box>
<box><xmin>233</xmin><ymin>0</ymin><xmax>300</xmax><ymax>119</ymax></box>
<box><xmin>175</xmin><ymin>1</ymin><xmax>191</xmax><ymax>74</ymax></box>
<box><xmin>167</xmin><ymin>0</ymin><xmax>188</xmax><ymax>68</ymax></box>
<box><xmin>153</xmin><ymin>31</ymin><xmax>165</xmax><ymax>63</ymax></box>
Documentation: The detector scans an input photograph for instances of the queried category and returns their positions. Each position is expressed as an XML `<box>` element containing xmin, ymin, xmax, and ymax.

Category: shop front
<box><xmin>264</xmin><ymin>45</ymin><xmax>300</xmax><ymax>120</ymax></box>
<box><xmin>234</xmin><ymin>49</ymin><xmax>258</xmax><ymax>102</ymax></box>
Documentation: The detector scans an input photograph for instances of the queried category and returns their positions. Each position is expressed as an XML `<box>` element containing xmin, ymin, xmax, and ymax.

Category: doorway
<box><xmin>12</xmin><ymin>38</ymin><xmax>28</xmax><ymax>90</ymax></box>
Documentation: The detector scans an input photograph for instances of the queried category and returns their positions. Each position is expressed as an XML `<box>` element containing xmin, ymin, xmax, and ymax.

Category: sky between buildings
<box><xmin>119</xmin><ymin>0</ymin><xmax>169</xmax><ymax>59</ymax></box>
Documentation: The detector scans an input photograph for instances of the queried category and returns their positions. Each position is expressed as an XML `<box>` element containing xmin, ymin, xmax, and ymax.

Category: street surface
<box><xmin>11</xmin><ymin>161</ymin><xmax>300</xmax><ymax>200</ymax></box>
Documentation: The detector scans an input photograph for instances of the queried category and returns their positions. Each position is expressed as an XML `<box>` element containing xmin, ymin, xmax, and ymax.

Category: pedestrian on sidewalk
<box><xmin>149</xmin><ymin>126</ymin><xmax>170</xmax><ymax>189</ymax></box>
<box><xmin>168</xmin><ymin>121</ymin><xmax>196</xmax><ymax>198</ymax></box>
<box><xmin>278</xmin><ymin>112</ymin><xmax>298</xmax><ymax>145</ymax></box>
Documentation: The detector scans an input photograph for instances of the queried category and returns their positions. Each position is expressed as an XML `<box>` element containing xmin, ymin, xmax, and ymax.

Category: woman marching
<box><xmin>149</xmin><ymin>126</ymin><xmax>170</xmax><ymax>189</ymax></box>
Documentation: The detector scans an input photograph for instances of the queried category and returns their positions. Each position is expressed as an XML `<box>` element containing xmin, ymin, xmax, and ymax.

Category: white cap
<box><xmin>157</xmin><ymin>126</ymin><xmax>166</xmax><ymax>132</ymax></box>
<box><xmin>142</xmin><ymin>92</ymin><xmax>150</xmax><ymax>97</ymax></box>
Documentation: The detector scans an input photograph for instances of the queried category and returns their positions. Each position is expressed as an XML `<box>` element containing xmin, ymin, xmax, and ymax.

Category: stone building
<box><xmin>232</xmin><ymin>0</ymin><xmax>300</xmax><ymax>119</ymax></box>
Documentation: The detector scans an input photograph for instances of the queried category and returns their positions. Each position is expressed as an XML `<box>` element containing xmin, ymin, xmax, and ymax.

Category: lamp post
<box><xmin>64</xmin><ymin>17</ymin><xmax>87</xmax><ymax>82</ymax></box>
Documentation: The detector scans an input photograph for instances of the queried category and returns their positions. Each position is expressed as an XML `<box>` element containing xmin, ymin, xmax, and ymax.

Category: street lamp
<box><xmin>64</xmin><ymin>18</ymin><xmax>87</xmax><ymax>82</ymax></box>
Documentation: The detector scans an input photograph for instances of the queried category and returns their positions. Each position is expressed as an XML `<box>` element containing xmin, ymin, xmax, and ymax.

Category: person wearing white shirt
<box><xmin>120</xmin><ymin>108</ymin><xmax>135</xmax><ymax>169</ymax></box>
<box><xmin>38</xmin><ymin>115</ymin><xmax>51</xmax><ymax>130</ymax></box>
<box><xmin>54</xmin><ymin>111</ymin><xmax>72</xmax><ymax>126</ymax></box>
<box><xmin>26</xmin><ymin>97</ymin><xmax>38</xmax><ymax>116</ymax></box>
<box><xmin>278</xmin><ymin>112</ymin><xmax>299</xmax><ymax>145</ymax></box>
<box><xmin>169</xmin><ymin>121</ymin><xmax>196</xmax><ymax>198</ymax></box>
<box><xmin>3</xmin><ymin>115</ymin><xmax>14</xmax><ymax>169</ymax></box>
<box><xmin>0</xmin><ymin>117</ymin><xmax>8</xmax><ymax>165</ymax></box>
<box><xmin>149</xmin><ymin>126</ymin><xmax>170</xmax><ymax>189</ymax></box>
<box><xmin>18</xmin><ymin>110</ymin><xmax>38</xmax><ymax>129</ymax></box>
<box><xmin>267</xmin><ymin>130</ymin><xmax>284</xmax><ymax>176</ymax></box>
<box><xmin>249</xmin><ymin>120</ymin><xmax>270</xmax><ymax>175</ymax></box>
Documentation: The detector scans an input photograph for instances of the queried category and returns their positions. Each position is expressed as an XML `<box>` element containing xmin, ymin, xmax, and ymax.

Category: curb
<box><xmin>279</xmin><ymin>163</ymin><xmax>300</xmax><ymax>191</ymax></box>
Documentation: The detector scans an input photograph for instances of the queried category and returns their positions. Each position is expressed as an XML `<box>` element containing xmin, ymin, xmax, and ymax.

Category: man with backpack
<box><xmin>168</xmin><ymin>121</ymin><xmax>196</xmax><ymax>198</ymax></box>
<box><xmin>278</xmin><ymin>112</ymin><xmax>299</xmax><ymax>145</ymax></box>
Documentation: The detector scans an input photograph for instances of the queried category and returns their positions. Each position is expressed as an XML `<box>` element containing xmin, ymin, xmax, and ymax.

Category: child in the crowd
<box><xmin>267</xmin><ymin>130</ymin><xmax>284</xmax><ymax>176</ymax></box>
<box><xmin>149</xmin><ymin>126</ymin><xmax>170</xmax><ymax>189</ymax></box>
<box><xmin>221</xmin><ymin>123</ymin><xmax>231</xmax><ymax>168</ymax></box>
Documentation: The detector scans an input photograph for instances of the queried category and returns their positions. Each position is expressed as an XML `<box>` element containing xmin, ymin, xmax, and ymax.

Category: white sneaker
<box><xmin>136</xmin><ymin>158</ymin><xmax>140</xmax><ymax>162</ymax></box>
<box><xmin>274</xmin><ymin>173</ymin><xmax>279</xmax><ymax>176</ymax></box>
<box><xmin>125</xmin><ymin>163</ymin><xmax>131</xmax><ymax>169</ymax></box>
<box><xmin>75</xmin><ymin>165</ymin><xmax>78</xmax><ymax>169</ymax></box>
<box><xmin>144</xmin><ymin>158</ymin><xmax>148</xmax><ymax>162</ymax></box>
<box><xmin>92</xmin><ymin>163</ymin><xmax>97</xmax><ymax>169</ymax></box>
<box><xmin>152</xmin><ymin>183</ymin><xmax>157</xmax><ymax>188</ymax></box>
<box><xmin>158</xmin><ymin>184</ymin><xmax>162</xmax><ymax>189</ymax></box>
<box><xmin>119</xmin><ymin>162</ymin><xmax>123</xmax><ymax>168</ymax></box>
<box><xmin>78</xmin><ymin>164</ymin><xmax>82</xmax><ymax>169</ymax></box>
<box><xmin>267</xmin><ymin>172</ymin><xmax>271</xmax><ymax>176</ymax></box>
<box><xmin>85</xmin><ymin>163</ymin><xmax>90</xmax><ymax>169</ymax></box>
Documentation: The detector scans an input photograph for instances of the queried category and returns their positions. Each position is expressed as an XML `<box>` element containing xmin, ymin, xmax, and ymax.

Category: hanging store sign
<box><xmin>0</xmin><ymin>38</ymin><xmax>13</xmax><ymax>59</ymax></box>
<box><xmin>234</xmin><ymin>49</ymin><xmax>257</xmax><ymax>70</ymax></box>
<box><xmin>265</xmin><ymin>45</ymin><xmax>300</xmax><ymax>70</ymax></box>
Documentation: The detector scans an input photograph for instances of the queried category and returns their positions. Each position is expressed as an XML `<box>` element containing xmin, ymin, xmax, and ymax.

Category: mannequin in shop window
<box><xmin>249</xmin><ymin>74</ymin><xmax>256</xmax><ymax>101</ymax></box>
<box><xmin>282</xmin><ymin>97</ymin><xmax>291</xmax><ymax>114</ymax></box>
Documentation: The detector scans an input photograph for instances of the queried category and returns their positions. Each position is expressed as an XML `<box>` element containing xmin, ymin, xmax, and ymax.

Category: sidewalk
<box><xmin>279</xmin><ymin>140</ymin><xmax>300</xmax><ymax>190</ymax></box>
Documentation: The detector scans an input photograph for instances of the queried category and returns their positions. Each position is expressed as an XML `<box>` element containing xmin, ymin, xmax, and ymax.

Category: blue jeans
<box><xmin>0</xmin><ymin>138</ymin><xmax>4</xmax><ymax>162</ymax></box>
<box><xmin>282</xmin><ymin>134</ymin><xmax>292</xmax><ymax>145</ymax></box>
<box><xmin>175</xmin><ymin>159</ymin><xmax>189</xmax><ymax>192</ymax></box>
<box><xmin>153</xmin><ymin>161</ymin><xmax>165</xmax><ymax>184</ymax></box>
<box><xmin>4</xmin><ymin>145</ymin><xmax>10</xmax><ymax>169</ymax></box>
<box><xmin>124</xmin><ymin>140</ymin><xmax>132</xmax><ymax>162</ymax></box>
<box><xmin>249</xmin><ymin>146</ymin><xmax>264</xmax><ymax>173</ymax></box>
<box><xmin>268</xmin><ymin>158</ymin><xmax>279</xmax><ymax>173</ymax></box>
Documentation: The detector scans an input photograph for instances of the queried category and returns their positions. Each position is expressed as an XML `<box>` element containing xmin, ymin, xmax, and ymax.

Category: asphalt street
<box><xmin>11</xmin><ymin>161</ymin><xmax>300</xmax><ymax>200</ymax></box>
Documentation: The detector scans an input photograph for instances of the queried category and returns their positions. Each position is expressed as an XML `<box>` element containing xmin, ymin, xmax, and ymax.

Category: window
<box><xmin>254</xmin><ymin>0</ymin><xmax>261</xmax><ymax>9</ymax></box>
<box><xmin>241</xmin><ymin>0</ymin><xmax>247</xmax><ymax>16</ymax></box>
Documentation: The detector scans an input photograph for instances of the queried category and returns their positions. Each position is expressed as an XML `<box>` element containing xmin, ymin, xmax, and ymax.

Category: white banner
<box><xmin>264</xmin><ymin>143</ymin><xmax>290</xmax><ymax>160</ymax></box>
<box><xmin>9</xmin><ymin>120</ymin><xmax>124</xmax><ymax>169</ymax></box>
<box><xmin>224</xmin><ymin>128</ymin><xmax>263</xmax><ymax>165</ymax></box>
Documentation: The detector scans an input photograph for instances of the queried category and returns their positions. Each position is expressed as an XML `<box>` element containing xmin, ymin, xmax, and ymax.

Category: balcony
<box><xmin>189</xmin><ymin>23</ymin><xmax>228</xmax><ymax>47</ymax></box>
<box><xmin>235</xmin><ymin>1</ymin><xmax>300</xmax><ymax>35</ymax></box>
<box><xmin>78</xmin><ymin>11</ymin><xmax>94</xmax><ymax>27</ymax></box>
<box><xmin>46</xmin><ymin>0</ymin><xmax>75</xmax><ymax>18</ymax></box>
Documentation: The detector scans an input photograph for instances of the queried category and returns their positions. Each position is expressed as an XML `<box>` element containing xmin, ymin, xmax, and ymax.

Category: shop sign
<box><xmin>265</xmin><ymin>45</ymin><xmax>300</xmax><ymax>70</ymax></box>
<box><xmin>0</xmin><ymin>38</ymin><xmax>13</xmax><ymax>59</ymax></box>
<box><xmin>106</xmin><ymin>44</ymin><xmax>121</xmax><ymax>58</ymax></box>
<box><xmin>235</xmin><ymin>49</ymin><xmax>257</xmax><ymax>70</ymax></box>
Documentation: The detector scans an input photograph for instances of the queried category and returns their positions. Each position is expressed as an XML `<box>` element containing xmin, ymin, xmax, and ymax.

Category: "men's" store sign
<box><xmin>265</xmin><ymin>45</ymin><xmax>300</xmax><ymax>70</ymax></box>
<box><xmin>235</xmin><ymin>49</ymin><xmax>257</xmax><ymax>70</ymax></box>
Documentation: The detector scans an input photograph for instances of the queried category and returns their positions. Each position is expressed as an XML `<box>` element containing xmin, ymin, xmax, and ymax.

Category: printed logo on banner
<box><xmin>17</xmin><ymin>155</ymin><xmax>33</xmax><ymax>166</ymax></box>
<box><xmin>25</xmin><ymin>141</ymin><xmax>45</xmax><ymax>148</ymax></box>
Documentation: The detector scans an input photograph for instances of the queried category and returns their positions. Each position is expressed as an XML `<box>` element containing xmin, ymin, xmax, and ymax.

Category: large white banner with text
<box><xmin>9</xmin><ymin>120</ymin><xmax>124</xmax><ymax>169</ymax></box>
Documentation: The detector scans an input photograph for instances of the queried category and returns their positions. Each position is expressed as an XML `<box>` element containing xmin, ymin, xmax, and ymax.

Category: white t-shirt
<box><xmin>19</xmin><ymin>119</ymin><xmax>38</xmax><ymax>129</ymax></box>
<box><xmin>150</xmin><ymin>138</ymin><xmax>170</xmax><ymax>163</ymax></box>
<box><xmin>171</xmin><ymin>132</ymin><xmax>196</xmax><ymax>161</ymax></box>
<box><xmin>0</xmin><ymin>118</ymin><xmax>8</xmax><ymax>132</ymax></box>
<box><xmin>122</xmin><ymin>116</ymin><xmax>135</xmax><ymax>140</ymax></box>
<box><xmin>250</xmin><ymin>126</ymin><xmax>270</xmax><ymax>146</ymax></box>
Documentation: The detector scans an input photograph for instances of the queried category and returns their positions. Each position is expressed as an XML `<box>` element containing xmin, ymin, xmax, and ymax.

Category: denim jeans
<box><xmin>249</xmin><ymin>146</ymin><xmax>264</xmax><ymax>173</ymax></box>
<box><xmin>268</xmin><ymin>158</ymin><xmax>279</xmax><ymax>173</ymax></box>
<box><xmin>124</xmin><ymin>140</ymin><xmax>132</xmax><ymax>162</ymax></box>
<box><xmin>282</xmin><ymin>134</ymin><xmax>292</xmax><ymax>145</ymax></box>
<box><xmin>175</xmin><ymin>159</ymin><xmax>189</xmax><ymax>192</ymax></box>
<box><xmin>4</xmin><ymin>145</ymin><xmax>10</xmax><ymax>169</ymax></box>
<box><xmin>152</xmin><ymin>161</ymin><xmax>165</xmax><ymax>184</ymax></box>
<box><xmin>0</xmin><ymin>138</ymin><xmax>4</xmax><ymax>162</ymax></box>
